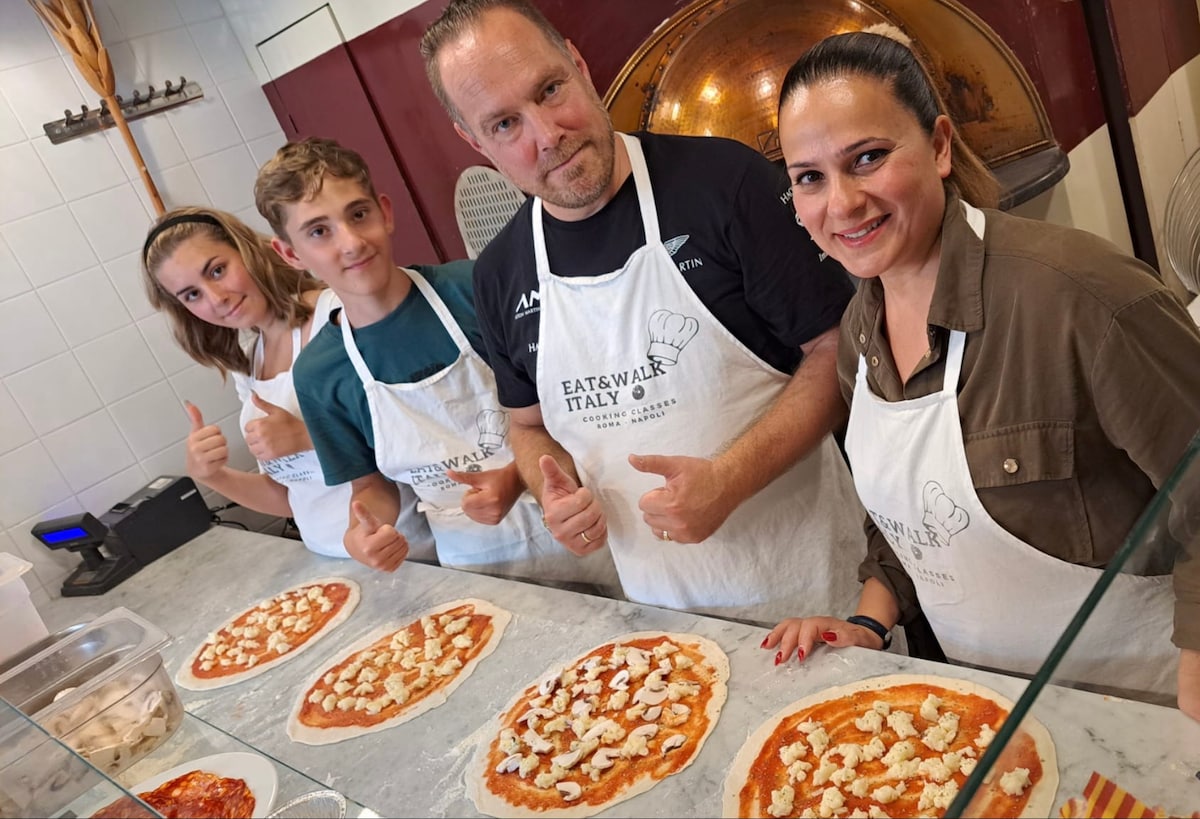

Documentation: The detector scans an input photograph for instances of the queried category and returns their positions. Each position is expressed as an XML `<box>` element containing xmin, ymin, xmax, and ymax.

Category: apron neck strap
<box><xmin>941</xmin><ymin>330</ymin><xmax>966</xmax><ymax>396</ymax></box>
<box><xmin>253</xmin><ymin>325</ymin><xmax>304</xmax><ymax>380</ymax></box>
<box><xmin>619</xmin><ymin>132</ymin><xmax>660</xmax><ymax>246</ymax></box>
<box><xmin>405</xmin><ymin>267</ymin><xmax>472</xmax><ymax>353</ymax></box>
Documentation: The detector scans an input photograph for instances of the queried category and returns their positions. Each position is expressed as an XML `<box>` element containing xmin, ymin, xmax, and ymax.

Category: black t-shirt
<box><xmin>473</xmin><ymin>131</ymin><xmax>856</xmax><ymax>409</ymax></box>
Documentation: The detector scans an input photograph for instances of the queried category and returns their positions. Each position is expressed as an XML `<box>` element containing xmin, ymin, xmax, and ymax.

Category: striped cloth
<box><xmin>1060</xmin><ymin>771</ymin><xmax>1200</xmax><ymax>818</ymax></box>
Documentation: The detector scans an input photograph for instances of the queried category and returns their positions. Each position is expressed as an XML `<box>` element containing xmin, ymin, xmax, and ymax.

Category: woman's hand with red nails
<box><xmin>761</xmin><ymin>617</ymin><xmax>887</xmax><ymax>664</ymax></box>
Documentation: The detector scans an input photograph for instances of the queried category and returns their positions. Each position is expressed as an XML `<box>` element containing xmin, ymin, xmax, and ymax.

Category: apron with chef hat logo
<box><xmin>843</xmin><ymin>200</ymin><xmax>1178</xmax><ymax>698</ymax></box>
<box><xmin>533</xmin><ymin>132</ymin><xmax>864</xmax><ymax>626</ymax></box>
<box><xmin>341</xmin><ymin>268</ymin><xmax>621</xmax><ymax>590</ymax></box>
<box><xmin>240</xmin><ymin>289</ymin><xmax>436</xmax><ymax>561</ymax></box>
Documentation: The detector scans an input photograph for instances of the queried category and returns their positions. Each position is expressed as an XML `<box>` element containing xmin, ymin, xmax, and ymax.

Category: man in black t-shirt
<box><xmin>419</xmin><ymin>0</ymin><xmax>866</xmax><ymax>625</ymax></box>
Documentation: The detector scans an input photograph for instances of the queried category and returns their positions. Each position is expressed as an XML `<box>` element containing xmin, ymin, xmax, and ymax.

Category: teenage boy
<box><xmin>254</xmin><ymin>137</ymin><xmax>620</xmax><ymax>592</ymax></box>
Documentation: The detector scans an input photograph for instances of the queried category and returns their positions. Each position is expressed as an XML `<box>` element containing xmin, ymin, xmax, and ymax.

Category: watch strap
<box><xmin>846</xmin><ymin>614</ymin><xmax>892</xmax><ymax>650</ymax></box>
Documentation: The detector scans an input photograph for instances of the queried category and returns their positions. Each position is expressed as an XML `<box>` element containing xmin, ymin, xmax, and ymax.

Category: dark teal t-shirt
<box><xmin>293</xmin><ymin>261</ymin><xmax>488</xmax><ymax>485</ymax></box>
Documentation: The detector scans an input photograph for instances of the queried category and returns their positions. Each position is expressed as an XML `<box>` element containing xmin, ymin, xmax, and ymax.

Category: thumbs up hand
<box><xmin>447</xmin><ymin>462</ymin><xmax>523</xmax><ymax>525</ymax></box>
<box><xmin>344</xmin><ymin>500</ymin><xmax>409</xmax><ymax>572</ymax></box>
<box><xmin>539</xmin><ymin>455</ymin><xmax>607</xmax><ymax>555</ymax></box>
<box><xmin>243</xmin><ymin>392</ymin><xmax>313</xmax><ymax>461</ymax></box>
<box><xmin>183</xmin><ymin>401</ymin><xmax>228</xmax><ymax>480</ymax></box>
<box><xmin>630</xmin><ymin>453</ymin><xmax>733</xmax><ymax>543</ymax></box>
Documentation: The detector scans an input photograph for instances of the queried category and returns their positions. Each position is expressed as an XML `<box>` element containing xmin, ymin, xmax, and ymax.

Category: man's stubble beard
<box><xmin>538</xmin><ymin>107</ymin><xmax>617</xmax><ymax>211</ymax></box>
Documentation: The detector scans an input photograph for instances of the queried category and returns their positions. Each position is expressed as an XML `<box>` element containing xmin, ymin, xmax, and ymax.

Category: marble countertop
<box><xmin>36</xmin><ymin>526</ymin><xmax>1200</xmax><ymax>817</ymax></box>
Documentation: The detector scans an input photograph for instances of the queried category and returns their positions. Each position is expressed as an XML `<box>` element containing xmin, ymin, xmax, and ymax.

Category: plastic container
<box><xmin>0</xmin><ymin>607</ymin><xmax>183</xmax><ymax>777</ymax></box>
<box><xmin>0</xmin><ymin>552</ymin><xmax>49</xmax><ymax>667</ymax></box>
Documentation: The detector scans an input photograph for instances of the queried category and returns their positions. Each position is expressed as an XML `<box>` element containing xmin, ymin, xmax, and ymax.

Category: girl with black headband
<box><xmin>141</xmin><ymin>207</ymin><xmax>435</xmax><ymax>561</ymax></box>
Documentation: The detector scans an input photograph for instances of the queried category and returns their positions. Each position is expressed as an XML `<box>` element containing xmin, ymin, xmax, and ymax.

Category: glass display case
<box><xmin>0</xmin><ymin>697</ymin><xmax>377</xmax><ymax>818</ymax></box>
<box><xmin>0</xmin><ymin>608</ymin><xmax>378</xmax><ymax>819</ymax></box>
<box><xmin>951</xmin><ymin>432</ymin><xmax>1200</xmax><ymax>817</ymax></box>
<box><xmin>0</xmin><ymin>697</ymin><xmax>153</xmax><ymax>818</ymax></box>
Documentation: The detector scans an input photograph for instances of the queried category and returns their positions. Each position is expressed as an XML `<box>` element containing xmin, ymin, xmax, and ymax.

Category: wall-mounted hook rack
<box><xmin>43</xmin><ymin>77</ymin><xmax>204</xmax><ymax>145</ymax></box>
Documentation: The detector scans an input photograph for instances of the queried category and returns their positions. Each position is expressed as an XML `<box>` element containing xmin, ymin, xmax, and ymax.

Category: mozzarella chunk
<box><xmin>917</xmin><ymin>756</ymin><xmax>953</xmax><ymax>782</ymax></box>
<box><xmin>805</xmin><ymin>726</ymin><xmax>830</xmax><ymax>758</ymax></box>
<box><xmin>917</xmin><ymin>780</ymin><xmax>960</xmax><ymax>811</ymax></box>
<box><xmin>859</xmin><ymin>736</ymin><xmax>886</xmax><ymax>762</ymax></box>
<box><xmin>787</xmin><ymin>760</ymin><xmax>813</xmax><ymax>783</ymax></box>
<box><xmin>607</xmin><ymin>690</ymin><xmax>630</xmax><ymax>711</ymax></box>
<box><xmin>881</xmin><ymin>740</ymin><xmax>915</xmax><ymax>766</ymax></box>
<box><xmin>452</xmin><ymin>633</ymin><xmax>474</xmax><ymax>650</ymax></box>
<box><xmin>919</xmin><ymin>694</ymin><xmax>942</xmax><ymax>721</ymax></box>
<box><xmin>767</xmin><ymin>785</ymin><xmax>795</xmax><ymax>818</ymax></box>
<box><xmin>975</xmin><ymin>723</ymin><xmax>996</xmax><ymax>749</ymax></box>
<box><xmin>779</xmin><ymin>740</ymin><xmax>809</xmax><ymax>766</ymax></box>
<box><xmin>999</xmin><ymin>767</ymin><xmax>1031</xmax><ymax>796</ymax></box>
<box><xmin>817</xmin><ymin>786</ymin><xmax>845</xmax><ymax>819</ymax></box>
<box><xmin>444</xmin><ymin>616</ymin><xmax>471</xmax><ymax>635</ymax></box>
<box><xmin>811</xmin><ymin>760</ymin><xmax>838</xmax><ymax>786</ymax></box>
<box><xmin>854</xmin><ymin>709</ymin><xmax>883</xmax><ymax>734</ymax></box>
<box><xmin>885</xmin><ymin>710</ymin><xmax>918</xmax><ymax>739</ymax></box>
<box><xmin>871</xmin><ymin>784</ymin><xmax>902</xmax><ymax>805</ymax></box>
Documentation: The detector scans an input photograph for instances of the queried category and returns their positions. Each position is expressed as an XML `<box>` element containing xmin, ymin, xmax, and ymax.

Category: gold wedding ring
<box><xmin>661</xmin><ymin>529</ymin><xmax>672</xmax><ymax>542</ymax></box>
<box><xmin>580</xmin><ymin>529</ymin><xmax>594</xmax><ymax>544</ymax></box>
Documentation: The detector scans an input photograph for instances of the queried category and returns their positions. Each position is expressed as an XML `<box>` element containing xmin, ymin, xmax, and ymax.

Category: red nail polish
<box><xmin>774</xmin><ymin>651</ymin><xmax>782</xmax><ymax>666</ymax></box>
<box><xmin>760</xmin><ymin>637</ymin><xmax>769</xmax><ymax>649</ymax></box>
<box><xmin>797</xmin><ymin>647</ymin><xmax>806</xmax><ymax>661</ymax></box>
<box><xmin>821</xmin><ymin>631</ymin><xmax>837</xmax><ymax>642</ymax></box>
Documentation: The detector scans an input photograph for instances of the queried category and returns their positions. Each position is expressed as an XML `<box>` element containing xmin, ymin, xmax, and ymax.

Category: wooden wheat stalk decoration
<box><xmin>28</xmin><ymin>0</ymin><xmax>165</xmax><ymax>215</ymax></box>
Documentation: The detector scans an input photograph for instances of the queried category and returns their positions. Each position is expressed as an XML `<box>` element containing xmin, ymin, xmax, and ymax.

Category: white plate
<box><xmin>128</xmin><ymin>751</ymin><xmax>278</xmax><ymax>818</ymax></box>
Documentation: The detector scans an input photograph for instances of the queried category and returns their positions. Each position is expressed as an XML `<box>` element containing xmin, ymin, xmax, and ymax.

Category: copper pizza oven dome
<box><xmin>603</xmin><ymin>0</ymin><xmax>1068</xmax><ymax>209</ymax></box>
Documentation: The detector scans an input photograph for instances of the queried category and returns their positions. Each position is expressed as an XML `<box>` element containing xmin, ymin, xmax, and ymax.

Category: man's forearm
<box><xmin>714</xmin><ymin>325</ymin><xmax>846</xmax><ymax>505</ymax></box>
<box><xmin>509</xmin><ymin>420</ymin><xmax>579</xmax><ymax>505</ymax></box>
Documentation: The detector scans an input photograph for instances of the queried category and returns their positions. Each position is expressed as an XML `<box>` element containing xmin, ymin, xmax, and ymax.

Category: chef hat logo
<box><xmin>476</xmin><ymin>409</ymin><xmax>510</xmax><ymax>454</ymax></box>
<box><xmin>646</xmin><ymin>309</ymin><xmax>699</xmax><ymax>365</ymax></box>
<box><xmin>921</xmin><ymin>481</ymin><xmax>969</xmax><ymax>549</ymax></box>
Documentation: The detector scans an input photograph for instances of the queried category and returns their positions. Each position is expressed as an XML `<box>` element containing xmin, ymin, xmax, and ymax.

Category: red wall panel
<box><xmin>264</xmin><ymin>0</ymin><xmax>1197</xmax><ymax>266</ymax></box>
<box><xmin>263</xmin><ymin>43</ymin><xmax>440</xmax><ymax>264</ymax></box>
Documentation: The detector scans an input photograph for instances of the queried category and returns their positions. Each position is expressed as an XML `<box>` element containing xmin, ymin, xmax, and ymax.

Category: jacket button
<box><xmin>1003</xmin><ymin>458</ymin><xmax>1019</xmax><ymax>474</ymax></box>
<box><xmin>869</xmin><ymin>355</ymin><xmax>879</xmax><ymax>367</ymax></box>
<box><xmin>858</xmin><ymin>333</ymin><xmax>866</xmax><ymax>344</ymax></box>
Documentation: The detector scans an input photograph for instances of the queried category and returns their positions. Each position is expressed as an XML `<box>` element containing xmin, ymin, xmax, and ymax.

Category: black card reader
<box><xmin>31</xmin><ymin>476</ymin><xmax>212</xmax><ymax>597</ymax></box>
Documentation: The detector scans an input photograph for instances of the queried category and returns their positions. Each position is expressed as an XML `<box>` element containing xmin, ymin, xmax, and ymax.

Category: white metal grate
<box><xmin>1164</xmin><ymin>147</ymin><xmax>1200</xmax><ymax>296</ymax></box>
<box><xmin>454</xmin><ymin>166</ymin><xmax>527</xmax><ymax>259</ymax></box>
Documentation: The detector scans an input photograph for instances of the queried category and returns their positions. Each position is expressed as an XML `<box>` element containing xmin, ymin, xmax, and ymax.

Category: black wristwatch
<box><xmin>846</xmin><ymin>615</ymin><xmax>892</xmax><ymax>650</ymax></box>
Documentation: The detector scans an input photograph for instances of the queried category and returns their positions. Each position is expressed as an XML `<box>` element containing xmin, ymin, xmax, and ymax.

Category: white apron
<box><xmin>340</xmin><ymin>268</ymin><xmax>621</xmax><ymax>590</ymax></box>
<box><xmin>238</xmin><ymin>289</ymin><xmax>435</xmax><ymax>561</ymax></box>
<box><xmin>843</xmin><ymin>203</ymin><xmax>1177</xmax><ymax>698</ymax></box>
<box><xmin>533</xmin><ymin>132</ymin><xmax>864</xmax><ymax>626</ymax></box>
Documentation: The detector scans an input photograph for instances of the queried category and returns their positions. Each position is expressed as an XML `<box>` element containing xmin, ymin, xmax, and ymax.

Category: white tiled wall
<box><xmin>0</xmin><ymin>0</ymin><xmax>289</xmax><ymax>606</ymax></box>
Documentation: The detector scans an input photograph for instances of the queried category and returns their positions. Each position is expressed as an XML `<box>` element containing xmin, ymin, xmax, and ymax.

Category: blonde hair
<box><xmin>254</xmin><ymin>137</ymin><xmax>378</xmax><ymax>238</ymax></box>
<box><xmin>779</xmin><ymin>31</ymin><xmax>999</xmax><ymax>209</ymax></box>
<box><xmin>142</xmin><ymin>207</ymin><xmax>322</xmax><ymax>378</ymax></box>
